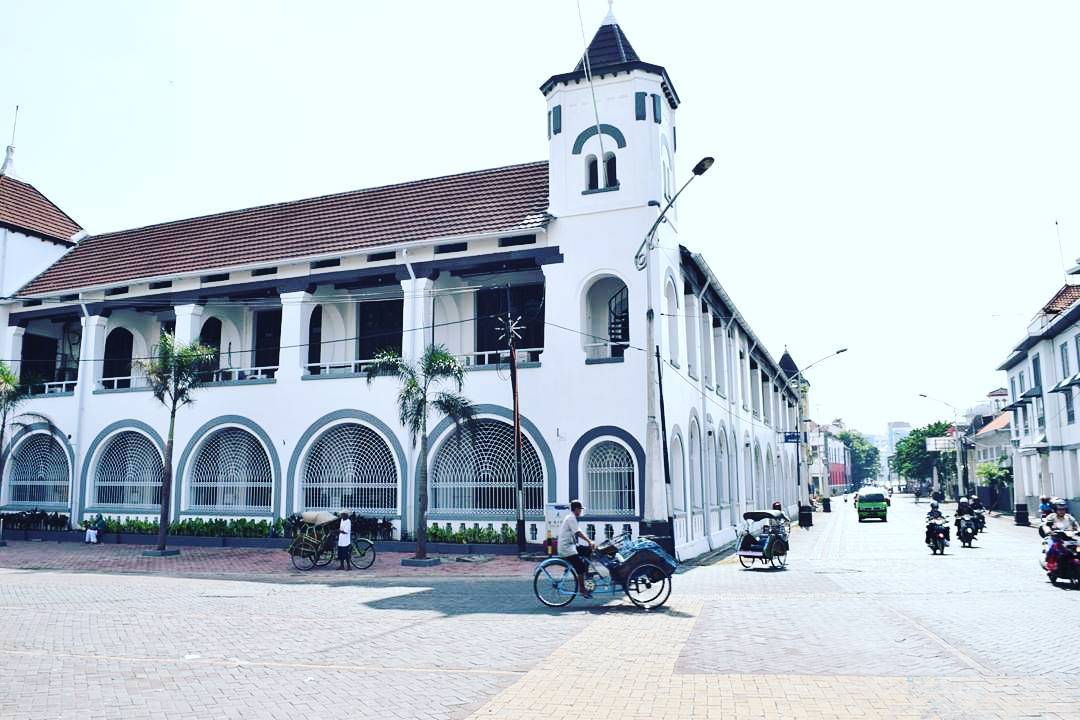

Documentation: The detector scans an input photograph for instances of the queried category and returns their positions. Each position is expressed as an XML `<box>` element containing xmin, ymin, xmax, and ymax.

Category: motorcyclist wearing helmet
<box><xmin>1043</xmin><ymin>501</ymin><xmax>1080</xmax><ymax>568</ymax></box>
<box><xmin>925</xmin><ymin>502</ymin><xmax>950</xmax><ymax>545</ymax></box>
<box><xmin>969</xmin><ymin>495</ymin><xmax>984</xmax><ymax>512</ymax></box>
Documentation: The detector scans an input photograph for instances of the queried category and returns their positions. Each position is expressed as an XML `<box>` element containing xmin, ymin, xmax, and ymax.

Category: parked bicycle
<box><xmin>288</xmin><ymin>511</ymin><xmax>376</xmax><ymax>571</ymax></box>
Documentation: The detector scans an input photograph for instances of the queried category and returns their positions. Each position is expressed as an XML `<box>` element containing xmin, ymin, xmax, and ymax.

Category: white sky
<box><xmin>5</xmin><ymin>1</ymin><xmax>1080</xmax><ymax>438</ymax></box>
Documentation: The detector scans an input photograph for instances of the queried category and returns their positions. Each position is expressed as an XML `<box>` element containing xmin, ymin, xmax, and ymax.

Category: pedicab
<box><xmin>287</xmin><ymin>511</ymin><xmax>377</xmax><ymax>571</ymax></box>
<box><xmin>736</xmin><ymin>510</ymin><xmax>790</xmax><ymax>569</ymax></box>
<box><xmin>533</xmin><ymin>531</ymin><xmax>677</xmax><ymax>609</ymax></box>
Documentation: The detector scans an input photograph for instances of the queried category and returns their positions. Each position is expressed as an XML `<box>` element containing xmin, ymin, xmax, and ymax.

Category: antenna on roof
<box><xmin>576</xmin><ymin>0</ymin><xmax>608</xmax><ymax>176</ymax></box>
<box><xmin>0</xmin><ymin>106</ymin><xmax>16</xmax><ymax>177</ymax></box>
<box><xmin>1057</xmin><ymin>220</ymin><xmax>1070</xmax><ymax>284</ymax></box>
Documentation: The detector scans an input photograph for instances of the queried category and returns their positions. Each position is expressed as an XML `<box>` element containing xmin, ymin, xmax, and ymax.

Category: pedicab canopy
<box><xmin>742</xmin><ymin>510</ymin><xmax>787</xmax><ymax>522</ymax></box>
<box><xmin>302</xmin><ymin>511</ymin><xmax>338</xmax><ymax>526</ymax></box>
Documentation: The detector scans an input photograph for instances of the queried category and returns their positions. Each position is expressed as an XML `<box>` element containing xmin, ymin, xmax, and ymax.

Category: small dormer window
<box><xmin>604</xmin><ymin>152</ymin><xmax>618</xmax><ymax>187</ymax></box>
<box><xmin>586</xmin><ymin>155</ymin><xmax>599</xmax><ymax>191</ymax></box>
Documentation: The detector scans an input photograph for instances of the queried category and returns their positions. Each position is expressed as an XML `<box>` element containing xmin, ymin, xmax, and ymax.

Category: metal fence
<box><xmin>584</xmin><ymin>441</ymin><xmax>635</xmax><ymax>515</ymax></box>
<box><xmin>189</xmin><ymin>428</ymin><xmax>273</xmax><ymax>512</ymax></box>
<box><xmin>430</xmin><ymin>419</ymin><xmax>544</xmax><ymax>516</ymax></box>
<box><xmin>8</xmin><ymin>434</ymin><xmax>70</xmax><ymax>505</ymax></box>
<box><xmin>93</xmin><ymin>431</ymin><xmax>163</xmax><ymax>507</ymax></box>
<box><xmin>301</xmin><ymin>423</ymin><xmax>398</xmax><ymax>513</ymax></box>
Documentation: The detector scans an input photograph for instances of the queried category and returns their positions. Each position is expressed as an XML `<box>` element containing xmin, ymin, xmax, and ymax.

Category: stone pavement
<box><xmin>3</xmin><ymin>497</ymin><xmax>1080</xmax><ymax>719</ymax></box>
<box><xmin>0</xmin><ymin>540</ymin><xmax>534</xmax><ymax>580</ymax></box>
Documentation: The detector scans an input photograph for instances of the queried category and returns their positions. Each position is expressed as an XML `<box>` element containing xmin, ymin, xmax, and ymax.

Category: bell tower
<box><xmin>540</xmin><ymin>4</ymin><xmax>681</xmax><ymax>219</ymax></box>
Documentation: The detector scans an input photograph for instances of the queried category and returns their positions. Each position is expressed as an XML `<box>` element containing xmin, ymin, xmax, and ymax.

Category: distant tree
<box><xmin>893</xmin><ymin>421</ymin><xmax>954</xmax><ymax>484</ymax></box>
<box><xmin>837</xmin><ymin>429</ymin><xmax>881</xmax><ymax>487</ymax></box>
<box><xmin>139</xmin><ymin>334</ymin><xmax>216</xmax><ymax>553</ymax></box>
<box><xmin>975</xmin><ymin>461</ymin><xmax>1012</xmax><ymax>486</ymax></box>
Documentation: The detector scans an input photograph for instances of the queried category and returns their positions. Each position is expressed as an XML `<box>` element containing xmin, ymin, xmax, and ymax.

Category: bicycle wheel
<box><xmin>290</xmin><ymin>539</ymin><xmax>318</xmax><ymax>571</ymax></box>
<box><xmin>350</xmin><ymin>538</ymin><xmax>376</xmax><ymax>569</ymax></box>
<box><xmin>625</xmin><ymin>564</ymin><xmax>671</xmax><ymax>610</ymax></box>
<box><xmin>770</xmin><ymin>552</ymin><xmax>787</xmax><ymax>569</ymax></box>
<box><xmin>738</xmin><ymin>554</ymin><xmax>754</xmax><ymax>569</ymax></box>
<box><xmin>533</xmin><ymin>559</ymin><xmax>577</xmax><ymax>608</ymax></box>
<box><xmin>315</xmin><ymin>544</ymin><xmax>336</xmax><ymax>567</ymax></box>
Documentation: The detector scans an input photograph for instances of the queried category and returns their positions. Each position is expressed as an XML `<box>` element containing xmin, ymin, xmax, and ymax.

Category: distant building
<box><xmin>807</xmin><ymin>420</ymin><xmax>851</xmax><ymax>496</ymax></box>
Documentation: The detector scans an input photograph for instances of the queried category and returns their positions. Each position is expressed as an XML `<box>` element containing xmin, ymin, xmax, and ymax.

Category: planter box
<box><xmin>23</xmin><ymin>530</ymin><xmax>82</xmax><ymax>542</ymax></box>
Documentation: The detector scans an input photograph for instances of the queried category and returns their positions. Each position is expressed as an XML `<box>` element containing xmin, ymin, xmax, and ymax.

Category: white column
<box><xmin>278</xmin><ymin>291</ymin><xmax>312</xmax><ymax>383</ymax></box>
<box><xmin>173</xmin><ymin>304</ymin><xmax>205</xmax><ymax>346</ymax></box>
<box><xmin>5</xmin><ymin>326</ymin><xmax>24</xmax><ymax>380</ymax></box>
<box><xmin>71</xmin><ymin>315</ymin><xmax>107</xmax><ymax>521</ymax></box>
<box><xmin>400</xmin><ymin>277</ymin><xmax>433</xmax><ymax>364</ymax></box>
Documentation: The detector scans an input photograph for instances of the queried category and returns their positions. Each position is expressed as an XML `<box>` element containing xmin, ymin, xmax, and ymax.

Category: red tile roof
<box><xmin>975</xmin><ymin>412</ymin><xmax>1010</xmax><ymax>436</ymax></box>
<box><xmin>20</xmin><ymin>161</ymin><xmax>550</xmax><ymax>296</ymax></box>
<box><xmin>1042</xmin><ymin>284</ymin><xmax>1080</xmax><ymax>315</ymax></box>
<box><xmin>0</xmin><ymin>175</ymin><xmax>81</xmax><ymax>244</ymax></box>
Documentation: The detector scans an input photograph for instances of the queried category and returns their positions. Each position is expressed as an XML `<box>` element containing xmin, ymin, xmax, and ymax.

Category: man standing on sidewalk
<box><xmin>337</xmin><ymin>511</ymin><xmax>353</xmax><ymax>571</ymax></box>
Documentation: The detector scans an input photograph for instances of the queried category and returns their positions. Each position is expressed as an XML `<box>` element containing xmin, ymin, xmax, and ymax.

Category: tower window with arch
<box><xmin>102</xmin><ymin>327</ymin><xmax>134</xmax><ymax>389</ymax></box>
<box><xmin>198</xmin><ymin>317</ymin><xmax>223</xmax><ymax>381</ymax></box>
<box><xmin>583</xmin><ymin>275</ymin><xmax>629</xmax><ymax>361</ymax></box>
<box><xmin>664</xmin><ymin>278</ymin><xmax>680</xmax><ymax>365</ymax></box>
<box><xmin>583</xmin><ymin>440</ymin><xmax>635</xmax><ymax>515</ymax></box>
<box><xmin>93</xmin><ymin>431</ymin><xmax>163</xmax><ymax>507</ymax></box>
<box><xmin>689</xmin><ymin>422</ymin><xmax>703</xmax><ymax>510</ymax></box>
<box><xmin>7</xmin><ymin>434</ymin><xmax>69</xmax><ymax>506</ymax></box>
<box><xmin>604</xmin><ymin>152</ymin><xmax>618</xmax><ymax>188</ymax></box>
<box><xmin>586</xmin><ymin>155</ymin><xmax>599</xmax><ymax>191</ymax></box>
<box><xmin>307</xmin><ymin>305</ymin><xmax>323</xmax><ymax>373</ymax></box>
<box><xmin>302</xmin><ymin>423</ymin><xmax>398</xmax><ymax>513</ymax></box>
<box><xmin>430</xmin><ymin>419</ymin><xmax>544</xmax><ymax>516</ymax></box>
<box><xmin>190</xmin><ymin>428</ymin><xmax>273</xmax><ymax>512</ymax></box>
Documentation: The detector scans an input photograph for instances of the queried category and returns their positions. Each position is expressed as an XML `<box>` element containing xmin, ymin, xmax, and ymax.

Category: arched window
<box><xmin>665</xmin><ymin>279</ymin><xmax>680</xmax><ymax>365</ymax></box>
<box><xmin>670</xmin><ymin>434</ymin><xmax>685</xmax><ymax>511</ymax></box>
<box><xmin>430</xmin><ymin>419</ymin><xmax>543</xmax><ymax>516</ymax></box>
<box><xmin>716</xmin><ymin>433</ymin><xmax>728</xmax><ymax>508</ymax></box>
<box><xmin>190</xmin><ymin>428</ymin><xmax>273</xmax><ymax>512</ymax></box>
<box><xmin>198</xmin><ymin>317</ymin><xmax>222</xmax><ymax>381</ymax></box>
<box><xmin>585</xmin><ymin>155</ymin><xmax>599</xmax><ymax>191</ymax></box>
<box><xmin>604</xmin><ymin>152</ymin><xmax>618</xmax><ymax>187</ymax></box>
<box><xmin>584</xmin><ymin>441</ymin><xmax>635</xmax><ymax>515</ymax></box>
<box><xmin>102</xmin><ymin>328</ymin><xmax>134</xmax><ymax>389</ymax></box>
<box><xmin>307</xmin><ymin>306</ymin><xmax>323</xmax><ymax>373</ymax></box>
<box><xmin>583</xmin><ymin>276</ymin><xmax>628</xmax><ymax>360</ymax></box>
<box><xmin>302</xmin><ymin>423</ymin><xmax>397</xmax><ymax>513</ymax></box>
<box><xmin>94</xmin><ymin>431</ymin><xmax>163</xmax><ymax>507</ymax></box>
<box><xmin>685</xmin><ymin>299</ymin><xmax>699</xmax><ymax>378</ymax></box>
<box><xmin>8</xmin><ymin>434</ymin><xmax>69</xmax><ymax>505</ymax></box>
<box><xmin>706</xmin><ymin>434</ymin><xmax>718</xmax><ymax>507</ymax></box>
<box><xmin>689</xmin><ymin>421</ymin><xmax>703</xmax><ymax>509</ymax></box>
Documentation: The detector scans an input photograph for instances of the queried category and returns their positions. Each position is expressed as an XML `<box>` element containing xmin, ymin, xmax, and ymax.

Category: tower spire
<box><xmin>603</xmin><ymin>0</ymin><xmax>617</xmax><ymax>26</ymax></box>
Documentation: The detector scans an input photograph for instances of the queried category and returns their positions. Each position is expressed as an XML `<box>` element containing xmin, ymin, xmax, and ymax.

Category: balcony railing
<box><xmin>202</xmin><ymin>366</ymin><xmax>278</xmax><ymax>383</ymax></box>
<box><xmin>26</xmin><ymin>380</ymin><xmax>77</xmax><ymax>396</ymax></box>
<box><xmin>456</xmin><ymin>348</ymin><xmax>543</xmax><ymax>367</ymax></box>
<box><xmin>584</xmin><ymin>341</ymin><xmax>628</xmax><ymax>361</ymax></box>
<box><xmin>99</xmin><ymin>375</ymin><xmax>150</xmax><ymax>391</ymax></box>
<box><xmin>305</xmin><ymin>359</ymin><xmax>381</xmax><ymax>377</ymax></box>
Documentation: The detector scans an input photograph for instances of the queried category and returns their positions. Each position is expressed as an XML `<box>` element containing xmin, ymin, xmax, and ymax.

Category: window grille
<box><xmin>190</xmin><ymin>428</ymin><xmax>272</xmax><ymax>512</ymax></box>
<box><xmin>584</xmin><ymin>441</ymin><xmax>635</xmax><ymax>515</ymax></box>
<box><xmin>302</xmin><ymin>423</ymin><xmax>397</xmax><ymax>513</ymax></box>
<box><xmin>430</xmin><ymin>419</ymin><xmax>543</xmax><ymax>516</ymax></box>
<box><xmin>8</xmin><ymin>434</ymin><xmax>69</xmax><ymax>505</ymax></box>
<box><xmin>94</xmin><ymin>431</ymin><xmax>162</xmax><ymax>507</ymax></box>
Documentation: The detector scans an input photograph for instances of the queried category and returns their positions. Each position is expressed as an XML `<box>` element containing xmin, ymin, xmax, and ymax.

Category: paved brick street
<box><xmin>2</xmin><ymin>497</ymin><xmax>1079</xmax><ymax>719</ymax></box>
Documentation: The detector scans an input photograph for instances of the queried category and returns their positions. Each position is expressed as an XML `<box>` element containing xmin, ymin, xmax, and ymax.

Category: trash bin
<box><xmin>822</xmin><ymin>497</ymin><xmax>832</xmax><ymax>513</ymax></box>
<box><xmin>1015</xmin><ymin>503</ymin><xmax>1029</xmax><ymax>526</ymax></box>
<box><xmin>798</xmin><ymin>505</ymin><xmax>813</xmax><ymax>528</ymax></box>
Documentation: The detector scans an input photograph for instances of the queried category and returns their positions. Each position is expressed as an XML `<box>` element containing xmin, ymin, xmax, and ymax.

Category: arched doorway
<box><xmin>102</xmin><ymin>328</ymin><xmax>134</xmax><ymax>389</ymax></box>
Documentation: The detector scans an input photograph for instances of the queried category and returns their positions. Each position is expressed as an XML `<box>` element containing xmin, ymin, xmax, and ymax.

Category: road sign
<box><xmin>784</xmin><ymin>432</ymin><xmax>802</xmax><ymax>443</ymax></box>
<box><xmin>925</xmin><ymin>436</ymin><xmax>954</xmax><ymax>452</ymax></box>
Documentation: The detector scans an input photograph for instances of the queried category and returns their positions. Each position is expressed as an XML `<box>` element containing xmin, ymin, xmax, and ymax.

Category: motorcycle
<box><xmin>926</xmin><ymin>517</ymin><xmax>949</xmax><ymax>555</ymax></box>
<box><xmin>1043</xmin><ymin>530</ymin><xmax>1080</xmax><ymax>588</ymax></box>
<box><xmin>972</xmin><ymin>508</ymin><xmax>986</xmax><ymax>533</ymax></box>
<box><xmin>957</xmin><ymin>514</ymin><xmax>977</xmax><ymax>548</ymax></box>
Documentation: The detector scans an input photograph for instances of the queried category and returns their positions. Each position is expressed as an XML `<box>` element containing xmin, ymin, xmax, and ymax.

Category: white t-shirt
<box><xmin>338</xmin><ymin>517</ymin><xmax>352</xmax><ymax>547</ymax></box>
<box><xmin>558</xmin><ymin>513</ymin><xmax>582</xmax><ymax>557</ymax></box>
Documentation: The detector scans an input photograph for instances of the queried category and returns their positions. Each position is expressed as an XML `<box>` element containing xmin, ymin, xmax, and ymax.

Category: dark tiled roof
<box><xmin>1042</xmin><ymin>284</ymin><xmax>1080</xmax><ymax>315</ymax></box>
<box><xmin>574</xmin><ymin>22</ymin><xmax>640</xmax><ymax>72</ymax></box>
<box><xmin>21</xmin><ymin>162</ymin><xmax>550</xmax><ymax>296</ymax></box>
<box><xmin>0</xmin><ymin>175</ymin><xmax>81</xmax><ymax>244</ymax></box>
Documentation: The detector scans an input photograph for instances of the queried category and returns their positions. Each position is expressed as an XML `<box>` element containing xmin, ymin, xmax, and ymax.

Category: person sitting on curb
<box><xmin>558</xmin><ymin>500</ymin><xmax>596</xmax><ymax>598</ymax></box>
<box><xmin>83</xmin><ymin>514</ymin><xmax>106</xmax><ymax>544</ymax></box>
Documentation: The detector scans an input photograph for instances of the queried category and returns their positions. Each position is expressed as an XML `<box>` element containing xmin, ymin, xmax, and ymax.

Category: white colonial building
<box><xmin>999</xmin><ymin>284</ymin><xmax>1080</xmax><ymax>513</ymax></box>
<box><xmin>0</xmin><ymin>13</ymin><xmax>801</xmax><ymax>559</ymax></box>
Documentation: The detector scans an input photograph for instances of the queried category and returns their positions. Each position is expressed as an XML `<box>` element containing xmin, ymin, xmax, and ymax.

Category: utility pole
<box><xmin>500</xmin><ymin>288</ymin><xmax>527</xmax><ymax>553</ymax></box>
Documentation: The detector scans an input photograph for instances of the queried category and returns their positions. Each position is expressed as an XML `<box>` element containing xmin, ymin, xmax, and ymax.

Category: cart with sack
<box><xmin>287</xmin><ymin>511</ymin><xmax>376</xmax><ymax>571</ymax></box>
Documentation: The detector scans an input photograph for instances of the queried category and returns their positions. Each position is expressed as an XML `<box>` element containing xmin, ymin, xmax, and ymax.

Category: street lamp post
<box><xmin>780</xmin><ymin>349</ymin><xmax>847</xmax><ymax>506</ymax></box>
<box><xmin>637</xmin><ymin>156</ymin><xmax>713</xmax><ymax>556</ymax></box>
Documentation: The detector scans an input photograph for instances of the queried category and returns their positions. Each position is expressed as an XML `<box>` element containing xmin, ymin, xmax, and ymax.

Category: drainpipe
<box><xmin>695</xmin><ymin>278</ymin><xmax>715</xmax><ymax>550</ymax></box>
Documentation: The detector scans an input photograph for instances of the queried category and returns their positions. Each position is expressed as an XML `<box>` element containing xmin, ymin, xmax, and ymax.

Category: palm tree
<box><xmin>366</xmin><ymin>345</ymin><xmax>476</xmax><ymax>561</ymax></box>
<box><xmin>0</xmin><ymin>362</ymin><xmax>54</xmax><ymax>506</ymax></box>
<box><xmin>138</xmin><ymin>333</ymin><xmax>216</xmax><ymax>553</ymax></box>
